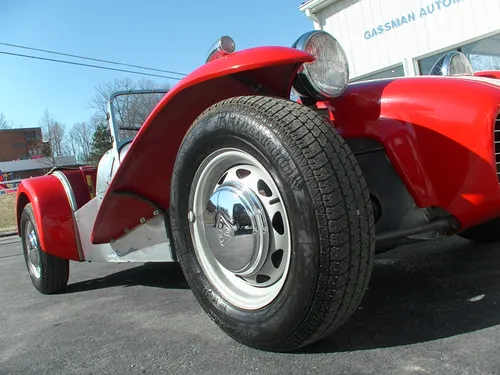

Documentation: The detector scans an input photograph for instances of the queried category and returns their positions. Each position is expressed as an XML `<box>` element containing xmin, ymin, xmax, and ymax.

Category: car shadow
<box><xmin>64</xmin><ymin>262</ymin><xmax>189</xmax><ymax>293</ymax></box>
<box><xmin>299</xmin><ymin>235</ymin><xmax>500</xmax><ymax>353</ymax></box>
<box><xmin>63</xmin><ymin>235</ymin><xmax>500</xmax><ymax>353</ymax></box>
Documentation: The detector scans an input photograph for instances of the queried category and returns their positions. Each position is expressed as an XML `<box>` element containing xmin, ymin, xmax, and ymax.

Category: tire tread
<box><xmin>178</xmin><ymin>96</ymin><xmax>375</xmax><ymax>352</ymax></box>
<box><xmin>194</xmin><ymin>96</ymin><xmax>375</xmax><ymax>352</ymax></box>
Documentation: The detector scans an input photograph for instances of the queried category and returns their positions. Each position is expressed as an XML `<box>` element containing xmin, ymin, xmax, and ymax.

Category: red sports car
<box><xmin>14</xmin><ymin>30</ymin><xmax>500</xmax><ymax>352</ymax></box>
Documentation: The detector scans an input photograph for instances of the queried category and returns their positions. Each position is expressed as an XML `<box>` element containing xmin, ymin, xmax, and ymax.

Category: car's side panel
<box><xmin>16</xmin><ymin>167</ymin><xmax>98</xmax><ymax>261</ymax></box>
<box><xmin>328</xmin><ymin>76</ymin><xmax>500</xmax><ymax>228</ymax></box>
<box><xmin>90</xmin><ymin>46</ymin><xmax>314</xmax><ymax>244</ymax></box>
<box><xmin>74</xmin><ymin>197</ymin><xmax>175</xmax><ymax>262</ymax></box>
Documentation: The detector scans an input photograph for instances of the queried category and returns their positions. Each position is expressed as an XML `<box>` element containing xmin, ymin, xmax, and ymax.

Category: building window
<box><xmin>462</xmin><ymin>33</ymin><xmax>500</xmax><ymax>71</ymax></box>
<box><xmin>351</xmin><ymin>65</ymin><xmax>405</xmax><ymax>82</ymax></box>
<box><xmin>25</xmin><ymin>131</ymin><xmax>37</xmax><ymax>142</ymax></box>
<box><xmin>417</xmin><ymin>33</ymin><xmax>500</xmax><ymax>75</ymax></box>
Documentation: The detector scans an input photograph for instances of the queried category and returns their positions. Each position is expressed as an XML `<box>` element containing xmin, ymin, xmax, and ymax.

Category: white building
<box><xmin>299</xmin><ymin>0</ymin><xmax>500</xmax><ymax>81</ymax></box>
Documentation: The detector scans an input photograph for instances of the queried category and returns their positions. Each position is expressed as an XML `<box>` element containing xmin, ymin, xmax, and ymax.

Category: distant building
<box><xmin>0</xmin><ymin>127</ymin><xmax>49</xmax><ymax>161</ymax></box>
<box><xmin>0</xmin><ymin>155</ymin><xmax>78</xmax><ymax>180</ymax></box>
<box><xmin>0</xmin><ymin>127</ymin><xmax>77</xmax><ymax>180</ymax></box>
<box><xmin>299</xmin><ymin>0</ymin><xmax>500</xmax><ymax>81</ymax></box>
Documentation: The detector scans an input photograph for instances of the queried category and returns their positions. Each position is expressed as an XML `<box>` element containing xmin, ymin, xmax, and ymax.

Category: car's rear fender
<box><xmin>90</xmin><ymin>46</ymin><xmax>314</xmax><ymax>244</ymax></box>
<box><xmin>16</xmin><ymin>167</ymin><xmax>97</xmax><ymax>261</ymax></box>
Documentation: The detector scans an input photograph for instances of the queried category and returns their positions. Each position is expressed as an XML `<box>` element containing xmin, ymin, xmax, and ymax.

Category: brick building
<box><xmin>0</xmin><ymin>127</ymin><xmax>49</xmax><ymax>162</ymax></box>
<box><xmin>0</xmin><ymin>127</ymin><xmax>76</xmax><ymax>181</ymax></box>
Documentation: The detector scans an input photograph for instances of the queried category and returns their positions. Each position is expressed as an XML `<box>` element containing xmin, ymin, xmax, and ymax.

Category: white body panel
<box><xmin>74</xmin><ymin>197</ymin><xmax>175</xmax><ymax>263</ymax></box>
<box><xmin>96</xmin><ymin>142</ymin><xmax>132</xmax><ymax>200</ymax></box>
<box><xmin>300</xmin><ymin>0</ymin><xmax>500</xmax><ymax>79</ymax></box>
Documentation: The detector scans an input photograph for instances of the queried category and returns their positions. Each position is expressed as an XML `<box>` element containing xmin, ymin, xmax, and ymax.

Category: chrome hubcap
<box><xmin>25</xmin><ymin>221</ymin><xmax>41</xmax><ymax>279</ymax></box>
<box><xmin>204</xmin><ymin>181</ymin><xmax>269</xmax><ymax>276</ymax></box>
<box><xmin>190</xmin><ymin>148</ymin><xmax>291</xmax><ymax>310</ymax></box>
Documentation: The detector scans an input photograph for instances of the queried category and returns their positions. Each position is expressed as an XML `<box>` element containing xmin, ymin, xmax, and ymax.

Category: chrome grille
<box><xmin>495</xmin><ymin>114</ymin><xmax>500</xmax><ymax>182</ymax></box>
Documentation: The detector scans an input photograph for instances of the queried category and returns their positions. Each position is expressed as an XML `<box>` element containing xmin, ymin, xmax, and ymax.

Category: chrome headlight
<box><xmin>292</xmin><ymin>30</ymin><xmax>349</xmax><ymax>100</ymax></box>
<box><xmin>429</xmin><ymin>51</ymin><xmax>474</xmax><ymax>76</ymax></box>
<box><xmin>206</xmin><ymin>36</ymin><xmax>236</xmax><ymax>63</ymax></box>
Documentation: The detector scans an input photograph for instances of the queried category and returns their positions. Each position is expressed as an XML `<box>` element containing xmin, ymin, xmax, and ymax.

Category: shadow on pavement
<box><xmin>62</xmin><ymin>235</ymin><xmax>500</xmax><ymax>353</ymax></box>
<box><xmin>300</xmin><ymin>235</ymin><xmax>500</xmax><ymax>353</ymax></box>
<box><xmin>64</xmin><ymin>262</ymin><xmax>189</xmax><ymax>293</ymax></box>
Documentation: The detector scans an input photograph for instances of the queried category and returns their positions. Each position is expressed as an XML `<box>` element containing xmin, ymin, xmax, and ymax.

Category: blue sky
<box><xmin>0</xmin><ymin>1</ymin><xmax>312</xmax><ymax>130</ymax></box>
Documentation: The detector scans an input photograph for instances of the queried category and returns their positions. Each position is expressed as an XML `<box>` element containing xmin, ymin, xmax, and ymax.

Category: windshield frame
<box><xmin>107</xmin><ymin>89</ymin><xmax>170</xmax><ymax>159</ymax></box>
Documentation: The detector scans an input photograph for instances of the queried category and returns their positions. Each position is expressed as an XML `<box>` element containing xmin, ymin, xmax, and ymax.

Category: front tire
<box><xmin>20</xmin><ymin>203</ymin><xmax>69</xmax><ymax>294</ymax></box>
<box><xmin>170</xmin><ymin>96</ymin><xmax>375</xmax><ymax>352</ymax></box>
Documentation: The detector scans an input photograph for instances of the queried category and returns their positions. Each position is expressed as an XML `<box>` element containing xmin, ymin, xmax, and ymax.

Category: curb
<box><xmin>0</xmin><ymin>231</ymin><xmax>17</xmax><ymax>238</ymax></box>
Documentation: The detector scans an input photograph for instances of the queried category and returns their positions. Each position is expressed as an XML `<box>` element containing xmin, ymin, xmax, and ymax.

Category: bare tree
<box><xmin>38</xmin><ymin>109</ymin><xmax>68</xmax><ymax>167</ymax></box>
<box><xmin>89</xmin><ymin>77</ymin><xmax>170</xmax><ymax>141</ymax></box>
<box><xmin>0</xmin><ymin>112</ymin><xmax>12</xmax><ymax>129</ymax></box>
<box><xmin>68</xmin><ymin>121</ymin><xmax>93</xmax><ymax>163</ymax></box>
<box><xmin>467</xmin><ymin>54</ymin><xmax>500</xmax><ymax>71</ymax></box>
<box><xmin>89</xmin><ymin>77</ymin><xmax>134</xmax><ymax>121</ymax></box>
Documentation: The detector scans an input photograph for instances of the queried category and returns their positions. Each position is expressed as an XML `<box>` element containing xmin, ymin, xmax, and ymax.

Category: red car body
<box><xmin>90</xmin><ymin>46</ymin><xmax>314</xmax><ymax>245</ymax></box>
<box><xmin>16</xmin><ymin>48</ymin><xmax>500</xmax><ymax>259</ymax></box>
<box><xmin>16</xmin><ymin>46</ymin><xmax>314</xmax><ymax>261</ymax></box>
<box><xmin>327</xmin><ymin>76</ymin><xmax>500</xmax><ymax>229</ymax></box>
<box><xmin>14</xmin><ymin>30</ymin><xmax>500</xmax><ymax>352</ymax></box>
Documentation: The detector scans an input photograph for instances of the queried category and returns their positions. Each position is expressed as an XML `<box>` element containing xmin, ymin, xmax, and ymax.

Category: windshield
<box><xmin>109</xmin><ymin>90</ymin><xmax>168</xmax><ymax>145</ymax></box>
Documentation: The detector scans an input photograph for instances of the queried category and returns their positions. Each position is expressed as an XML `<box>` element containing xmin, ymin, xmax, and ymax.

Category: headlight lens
<box><xmin>206</xmin><ymin>36</ymin><xmax>236</xmax><ymax>63</ymax></box>
<box><xmin>429</xmin><ymin>51</ymin><xmax>474</xmax><ymax>76</ymax></box>
<box><xmin>292</xmin><ymin>31</ymin><xmax>349</xmax><ymax>100</ymax></box>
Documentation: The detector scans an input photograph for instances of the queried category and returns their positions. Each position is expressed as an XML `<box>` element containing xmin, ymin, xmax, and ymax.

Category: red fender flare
<box><xmin>16</xmin><ymin>175</ymin><xmax>81</xmax><ymax>261</ymax></box>
<box><xmin>91</xmin><ymin>46</ymin><xmax>314</xmax><ymax>244</ymax></box>
<box><xmin>16</xmin><ymin>168</ymin><xmax>97</xmax><ymax>261</ymax></box>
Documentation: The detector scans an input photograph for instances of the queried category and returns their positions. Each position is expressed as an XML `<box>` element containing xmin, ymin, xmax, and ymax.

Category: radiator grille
<box><xmin>495</xmin><ymin>114</ymin><xmax>500</xmax><ymax>182</ymax></box>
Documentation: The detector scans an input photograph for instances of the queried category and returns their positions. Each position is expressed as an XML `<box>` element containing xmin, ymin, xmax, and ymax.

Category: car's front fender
<box><xmin>90</xmin><ymin>46</ymin><xmax>314</xmax><ymax>244</ymax></box>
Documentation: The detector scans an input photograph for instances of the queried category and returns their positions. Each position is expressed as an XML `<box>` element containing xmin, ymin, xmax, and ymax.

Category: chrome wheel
<box><xmin>189</xmin><ymin>148</ymin><xmax>291</xmax><ymax>310</ymax></box>
<box><xmin>24</xmin><ymin>221</ymin><xmax>41</xmax><ymax>279</ymax></box>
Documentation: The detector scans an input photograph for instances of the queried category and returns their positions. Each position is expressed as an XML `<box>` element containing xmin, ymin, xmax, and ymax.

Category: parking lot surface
<box><xmin>1</xmin><ymin>234</ymin><xmax>500</xmax><ymax>375</ymax></box>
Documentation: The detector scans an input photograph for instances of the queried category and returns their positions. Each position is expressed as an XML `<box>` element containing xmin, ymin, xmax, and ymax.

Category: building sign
<box><xmin>364</xmin><ymin>0</ymin><xmax>466</xmax><ymax>40</ymax></box>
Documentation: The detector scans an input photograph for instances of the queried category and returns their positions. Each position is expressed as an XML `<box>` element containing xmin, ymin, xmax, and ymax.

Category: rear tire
<box><xmin>20</xmin><ymin>203</ymin><xmax>69</xmax><ymax>294</ymax></box>
<box><xmin>170</xmin><ymin>96</ymin><xmax>375</xmax><ymax>352</ymax></box>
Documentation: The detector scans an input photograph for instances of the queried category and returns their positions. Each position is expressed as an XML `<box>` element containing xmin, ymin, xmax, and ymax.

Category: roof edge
<box><xmin>299</xmin><ymin>0</ymin><xmax>339</xmax><ymax>14</ymax></box>
<box><xmin>0</xmin><ymin>127</ymin><xmax>42</xmax><ymax>132</ymax></box>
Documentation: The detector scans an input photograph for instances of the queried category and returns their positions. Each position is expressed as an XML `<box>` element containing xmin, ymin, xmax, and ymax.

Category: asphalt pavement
<box><xmin>1</xmin><ymin>234</ymin><xmax>500</xmax><ymax>375</ymax></box>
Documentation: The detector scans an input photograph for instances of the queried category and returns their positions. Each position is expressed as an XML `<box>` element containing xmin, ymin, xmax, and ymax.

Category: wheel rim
<box><xmin>24</xmin><ymin>221</ymin><xmax>41</xmax><ymax>279</ymax></box>
<box><xmin>189</xmin><ymin>148</ymin><xmax>292</xmax><ymax>310</ymax></box>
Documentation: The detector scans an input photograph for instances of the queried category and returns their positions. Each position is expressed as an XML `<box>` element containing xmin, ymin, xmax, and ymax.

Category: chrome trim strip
<box><xmin>52</xmin><ymin>171</ymin><xmax>85</xmax><ymax>261</ymax></box>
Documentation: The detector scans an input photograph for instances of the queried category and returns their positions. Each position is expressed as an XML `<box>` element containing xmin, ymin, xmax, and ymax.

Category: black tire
<box><xmin>458</xmin><ymin>217</ymin><xmax>500</xmax><ymax>243</ymax></box>
<box><xmin>170</xmin><ymin>96</ymin><xmax>375</xmax><ymax>352</ymax></box>
<box><xmin>20</xmin><ymin>203</ymin><xmax>69</xmax><ymax>294</ymax></box>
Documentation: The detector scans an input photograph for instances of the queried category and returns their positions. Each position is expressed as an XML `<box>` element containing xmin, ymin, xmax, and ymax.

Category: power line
<box><xmin>0</xmin><ymin>50</ymin><xmax>184</xmax><ymax>80</ymax></box>
<box><xmin>0</xmin><ymin>41</ymin><xmax>187</xmax><ymax>77</ymax></box>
